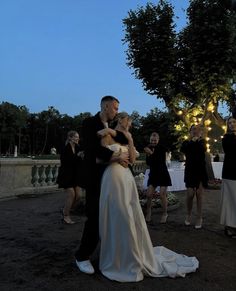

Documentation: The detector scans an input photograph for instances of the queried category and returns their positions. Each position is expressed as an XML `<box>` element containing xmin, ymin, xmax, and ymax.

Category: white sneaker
<box><xmin>195</xmin><ymin>218</ymin><xmax>203</xmax><ymax>229</ymax></box>
<box><xmin>75</xmin><ymin>260</ymin><xmax>95</xmax><ymax>274</ymax></box>
<box><xmin>184</xmin><ymin>216</ymin><xmax>191</xmax><ymax>226</ymax></box>
<box><xmin>184</xmin><ymin>219</ymin><xmax>191</xmax><ymax>226</ymax></box>
<box><xmin>160</xmin><ymin>214</ymin><xmax>168</xmax><ymax>224</ymax></box>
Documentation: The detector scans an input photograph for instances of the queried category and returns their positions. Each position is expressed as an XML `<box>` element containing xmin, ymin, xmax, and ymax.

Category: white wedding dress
<box><xmin>99</xmin><ymin>144</ymin><xmax>199</xmax><ymax>282</ymax></box>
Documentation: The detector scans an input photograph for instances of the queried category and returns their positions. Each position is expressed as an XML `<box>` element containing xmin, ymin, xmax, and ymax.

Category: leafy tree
<box><xmin>15</xmin><ymin>105</ymin><xmax>29</xmax><ymax>154</ymax></box>
<box><xmin>129</xmin><ymin>111</ymin><xmax>143</xmax><ymax>151</ymax></box>
<box><xmin>73</xmin><ymin>112</ymin><xmax>92</xmax><ymax>135</ymax></box>
<box><xmin>123</xmin><ymin>1</ymin><xmax>176</xmax><ymax>103</ymax></box>
<box><xmin>139</xmin><ymin>108</ymin><xmax>178</xmax><ymax>151</ymax></box>
<box><xmin>0</xmin><ymin>102</ymin><xmax>29</xmax><ymax>155</ymax></box>
<box><xmin>37</xmin><ymin>106</ymin><xmax>61</xmax><ymax>155</ymax></box>
<box><xmin>123</xmin><ymin>0</ymin><xmax>236</xmax><ymax>150</ymax></box>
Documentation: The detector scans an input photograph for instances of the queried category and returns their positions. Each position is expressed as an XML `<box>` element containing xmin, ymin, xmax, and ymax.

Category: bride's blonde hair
<box><xmin>114</xmin><ymin>112</ymin><xmax>132</xmax><ymax>127</ymax></box>
<box><xmin>117</xmin><ymin>111</ymin><xmax>129</xmax><ymax>120</ymax></box>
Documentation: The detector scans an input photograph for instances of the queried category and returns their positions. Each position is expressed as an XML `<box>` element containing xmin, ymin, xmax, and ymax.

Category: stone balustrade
<box><xmin>132</xmin><ymin>160</ymin><xmax>147</xmax><ymax>175</ymax></box>
<box><xmin>0</xmin><ymin>158</ymin><xmax>147</xmax><ymax>200</ymax></box>
<box><xmin>0</xmin><ymin>158</ymin><xmax>62</xmax><ymax>199</ymax></box>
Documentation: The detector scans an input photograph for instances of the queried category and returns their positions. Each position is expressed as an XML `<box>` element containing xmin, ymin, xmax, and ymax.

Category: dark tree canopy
<box><xmin>123</xmin><ymin>1</ymin><xmax>177</xmax><ymax>104</ymax></box>
<box><xmin>123</xmin><ymin>0</ymin><xmax>236</xmax><ymax>147</ymax></box>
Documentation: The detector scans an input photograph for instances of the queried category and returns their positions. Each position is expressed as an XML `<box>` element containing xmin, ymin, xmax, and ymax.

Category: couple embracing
<box><xmin>74</xmin><ymin>95</ymin><xmax>199</xmax><ymax>282</ymax></box>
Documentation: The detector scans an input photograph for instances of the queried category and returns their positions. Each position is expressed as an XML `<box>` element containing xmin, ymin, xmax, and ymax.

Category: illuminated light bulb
<box><xmin>207</xmin><ymin>103</ymin><xmax>214</xmax><ymax>112</ymax></box>
<box><xmin>178</xmin><ymin>110</ymin><xmax>183</xmax><ymax>115</ymax></box>
<box><xmin>207</xmin><ymin>148</ymin><xmax>211</xmax><ymax>153</ymax></box>
<box><xmin>222</xmin><ymin>125</ymin><xmax>227</xmax><ymax>131</ymax></box>
<box><xmin>206</xmin><ymin>143</ymin><xmax>210</xmax><ymax>148</ymax></box>
<box><xmin>214</xmin><ymin>139</ymin><xmax>217</xmax><ymax>142</ymax></box>
<box><xmin>192</xmin><ymin>109</ymin><xmax>200</xmax><ymax>116</ymax></box>
<box><xmin>221</xmin><ymin>136</ymin><xmax>224</xmax><ymax>138</ymax></box>
<box><xmin>208</xmin><ymin>127</ymin><xmax>212</xmax><ymax>131</ymax></box>
<box><xmin>175</xmin><ymin>125</ymin><xmax>181</xmax><ymax>131</ymax></box>
<box><xmin>206</xmin><ymin>137</ymin><xmax>210</xmax><ymax>141</ymax></box>
<box><xmin>204</xmin><ymin>119</ymin><xmax>211</xmax><ymax>126</ymax></box>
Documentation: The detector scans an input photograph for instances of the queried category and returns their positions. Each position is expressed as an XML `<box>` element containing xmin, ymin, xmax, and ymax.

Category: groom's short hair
<box><xmin>100</xmin><ymin>95</ymin><xmax>119</xmax><ymax>106</ymax></box>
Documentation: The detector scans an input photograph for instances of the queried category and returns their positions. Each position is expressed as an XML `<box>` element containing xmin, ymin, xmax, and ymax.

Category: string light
<box><xmin>192</xmin><ymin>109</ymin><xmax>200</xmax><ymax>116</ymax></box>
<box><xmin>178</xmin><ymin>110</ymin><xmax>183</xmax><ymax>115</ymax></box>
<box><xmin>204</xmin><ymin>119</ymin><xmax>211</xmax><ymax>126</ymax></box>
<box><xmin>175</xmin><ymin>124</ymin><xmax>182</xmax><ymax>131</ymax></box>
<box><xmin>222</xmin><ymin>125</ymin><xmax>227</xmax><ymax>132</ymax></box>
<box><xmin>207</xmin><ymin>103</ymin><xmax>214</xmax><ymax>112</ymax></box>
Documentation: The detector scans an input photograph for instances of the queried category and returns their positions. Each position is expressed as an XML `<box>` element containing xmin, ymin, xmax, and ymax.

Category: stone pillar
<box><xmin>0</xmin><ymin>158</ymin><xmax>32</xmax><ymax>199</ymax></box>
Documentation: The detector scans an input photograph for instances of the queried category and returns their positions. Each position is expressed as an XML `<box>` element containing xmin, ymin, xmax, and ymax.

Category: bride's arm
<box><xmin>123</xmin><ymin>131</ymin><xmax>136</xmax><ymax>164</ymax></box>
<box><xmin>99</xmin><ymin>133</ymin><xmax>130</xmax><ymax>166</ymax></box>
<box><xmin>100</xmin><ymin>134</ymin><xmax>115</xmax><ymax>147</ymax></box>
<box><xmin>97</xmin><ymin>128</ymin><xmax>116</xmax><ymax>138</ymax></box>
<box><xmin>97</xmin><ymin>128</ymin><xmax>119</xmax><ymax>148</ymax></box>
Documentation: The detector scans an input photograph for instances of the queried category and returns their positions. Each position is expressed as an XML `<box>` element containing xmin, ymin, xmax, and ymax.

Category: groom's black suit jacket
<box><xmin>75</xmin><ymin>112</ymin><xmax>128</xmax><ymax>261</ymax></box>
<box><xmin>81</xmin><ymin>112</ymin><xmax>127</xmax><ymax>193</ymax></box>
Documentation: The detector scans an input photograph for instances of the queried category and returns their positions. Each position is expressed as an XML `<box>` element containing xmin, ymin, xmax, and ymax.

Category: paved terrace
<box><xmin>0</xmin><ymin>188</ymin><xmax>236</xmax><ymax>291</ymax></box>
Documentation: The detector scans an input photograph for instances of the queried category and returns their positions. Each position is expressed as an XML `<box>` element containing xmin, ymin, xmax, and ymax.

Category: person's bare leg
<box><xmin>185</xmin><ymin>188</ymin><xmax>195</xmax><ymax>225</ymax></box>
<box><xmin>195</xmin><ymin>184</ymin><xmax>203</xmax><ymax>228</ymax></box>
<box><xmin>71</xmin><ymin>186</ymin><xmax>81</xmax><ymax>211</ymax></box>
<box><xmin>63</xmin><ymin>188</ymin><xmax>76</xmax><ymax>224</ymax></box>
<box><xmin>146</xmin><ymin>185</ymin><xmax>155</xmax><ymax>222</ymax></box>
<box><xmin>160</xmin><ymin>186</ymin><xmax>168</xmax><ymax>223</ymax></box>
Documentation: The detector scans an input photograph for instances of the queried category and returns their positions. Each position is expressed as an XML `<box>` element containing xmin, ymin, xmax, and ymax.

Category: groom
<box><xmin>75</xmin><ymin>95</ymin><xmax>129</xmax><ymax>274</ymax></box>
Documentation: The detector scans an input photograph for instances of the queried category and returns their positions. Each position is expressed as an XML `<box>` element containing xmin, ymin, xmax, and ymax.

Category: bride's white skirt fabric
<box><xmin>99</xmin><ymin>163</ymin><xmax>199</xmax><ymax>282</ymax></box>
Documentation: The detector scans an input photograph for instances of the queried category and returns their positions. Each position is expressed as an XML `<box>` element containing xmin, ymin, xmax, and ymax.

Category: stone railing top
<box><xmin>0</xmin><ymin>158</ymin><xmax>35</xmax><ymax>165</ymax></box>
<box><xmin>0</xmin><ymin>158</ymin><xmax>60</xmax><ymax>165</ymax></box>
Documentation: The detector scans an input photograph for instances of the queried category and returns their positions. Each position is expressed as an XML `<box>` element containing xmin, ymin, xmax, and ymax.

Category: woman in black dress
<box><xmin>220</xmin><ymin>116</ymin><xmax>236</xmax><ymax>238</ymax></box>
<box><xmin>180</xmin><ymin>125</ymin><xmax>208</xmax><ymax>229</ymax></box>
<box><xmin>57</xmin><ymin>130</ymin><xmax>84</xmax><ymax>224</ymax></box>
<box><xmin>144</xmin><ymin>132</ymin><xmax>172</xmax><ymax>223</ymax></box>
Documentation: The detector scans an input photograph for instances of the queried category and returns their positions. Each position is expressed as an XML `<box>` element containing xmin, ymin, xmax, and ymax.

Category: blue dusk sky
<box><xmin>1</xmin><ymin>0</ymin><xmax>221</xmax><ymax>117</ymax></box>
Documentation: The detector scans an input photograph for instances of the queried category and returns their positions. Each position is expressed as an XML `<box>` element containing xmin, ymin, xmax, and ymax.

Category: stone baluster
<box><xmin>54</xmin><ymin>165</ymin><xmax>59</xmax><ymax>184</ymax></box>
<box><xmin>40</xmin><ymin>165</ymin><xmax>47</xmax><ymax>186</ymax></box>
<box><xmin>47</xmin><ymin>165</ymin><xmax>53</xmax><ymax>185</ymax></box>
<box><xmin>33</xmin><ymin>165</ymin><xmax>41</xmax><ymax>187</ymax></box>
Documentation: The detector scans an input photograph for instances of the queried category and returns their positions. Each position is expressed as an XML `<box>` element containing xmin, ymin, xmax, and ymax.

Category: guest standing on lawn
<box><xmin>57</xmin><ymin>130</ymin><xmax>84</xmax><ymax>224</ymax></box>
<box><xmin>180</xmin><ymin>125</ymin><xmax>208</xmax><ymax>229</ymax></box>
<box><xmin>220</xmin><ymin>116</ymin><xmax>236</xmax><ymax>238</ymax></box>
<box><xmin>144</xmin><ymin>132</ymin><xmax>172</xmax><ymax>224</ymax></box>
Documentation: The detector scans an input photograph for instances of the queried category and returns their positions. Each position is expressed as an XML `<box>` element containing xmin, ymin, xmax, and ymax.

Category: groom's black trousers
<box><xmin>75</xmin><ymin>167</ymin><xmax>103</xmax><ymax>261</ymax></box>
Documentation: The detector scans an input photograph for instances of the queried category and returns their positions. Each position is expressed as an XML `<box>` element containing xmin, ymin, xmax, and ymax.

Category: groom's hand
<box><xmin>119</xmin><ymin>151</ymin><xmax>129</xmax><ymax>168</ymax></box>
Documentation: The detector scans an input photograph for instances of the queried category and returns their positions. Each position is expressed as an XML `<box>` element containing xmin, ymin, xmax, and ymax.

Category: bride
<box><xmin>97</xmin><ymin>112</ymin><xmax>199</xmax><ymax>282</ymax></box>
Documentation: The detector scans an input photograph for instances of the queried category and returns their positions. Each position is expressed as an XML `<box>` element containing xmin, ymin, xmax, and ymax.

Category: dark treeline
<box><xmin>0</xmin><ymin>101</ymin><xmax>181</xmax><ymax>157</ymax></box>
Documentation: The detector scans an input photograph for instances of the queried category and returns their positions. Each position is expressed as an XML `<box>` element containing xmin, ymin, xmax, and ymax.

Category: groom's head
<box><xmin>100</xmin><ymin>95</ymin><xmax>119</xmax><ymax>121</ymax></box>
